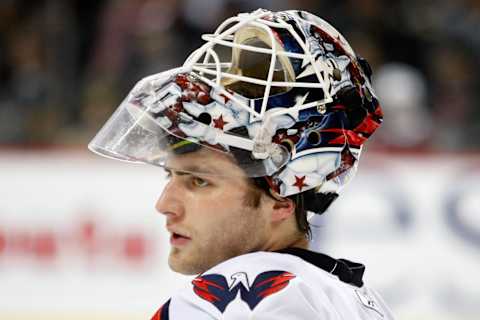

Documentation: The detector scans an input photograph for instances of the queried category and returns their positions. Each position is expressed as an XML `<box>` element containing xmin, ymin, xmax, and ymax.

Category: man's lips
<box><xmin>167</xmin><ymin>227</ymin><xmax>191</xmax><ymax>246</ymax></box>
<box><xmin>170</xmin><ymin>232</ymin><xmax>191</xmax><ymax>246</ymax></box>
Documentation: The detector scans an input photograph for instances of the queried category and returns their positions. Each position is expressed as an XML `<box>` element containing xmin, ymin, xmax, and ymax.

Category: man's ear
<box><xmin>271</xmin><ymin>198</ymin><xmax>295</xmax><ymax>222</ymax></box>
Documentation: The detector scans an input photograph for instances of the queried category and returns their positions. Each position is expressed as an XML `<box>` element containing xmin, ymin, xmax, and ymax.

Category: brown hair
<box><xmin>245</xmin><ymin>178</ymin><xmax>311</xmax><ymax>238</ymax></box>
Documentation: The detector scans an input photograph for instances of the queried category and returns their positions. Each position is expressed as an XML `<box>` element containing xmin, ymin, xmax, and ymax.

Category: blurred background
<box><xmin>0</xmin><ymin>0</ymin><xmax>478</xmax><ymax>319</ymax></box>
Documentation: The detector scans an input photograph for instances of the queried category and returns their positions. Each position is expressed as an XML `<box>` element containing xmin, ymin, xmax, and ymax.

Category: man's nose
<box><xmin>155</xmin><ymin>178</ymin><xmax>185</xmax><ymax>219</ymax></box>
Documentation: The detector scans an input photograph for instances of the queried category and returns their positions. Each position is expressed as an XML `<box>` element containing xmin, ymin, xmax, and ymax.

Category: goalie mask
<box><xmin>89</xmin><ymin>9</ymin><xmax>383</xmax><ymax>209</ymax></box>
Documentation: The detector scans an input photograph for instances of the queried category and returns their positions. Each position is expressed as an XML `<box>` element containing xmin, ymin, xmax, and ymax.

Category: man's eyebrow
<box><xmin>164</xmin><ymin>164</ymin><xmax>221</xmax><ymax>176</ymax></box>
<box><xmin>183</xmin><ymin>165</ymin><xmax>218</xmax><ymax>175</ymax></box>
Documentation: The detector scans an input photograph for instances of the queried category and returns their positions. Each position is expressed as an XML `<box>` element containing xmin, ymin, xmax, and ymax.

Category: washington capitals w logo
<box><xmin>192</xmin><ymin>270</ymin><xmax>296</xmax><ymax>313</ymax></box>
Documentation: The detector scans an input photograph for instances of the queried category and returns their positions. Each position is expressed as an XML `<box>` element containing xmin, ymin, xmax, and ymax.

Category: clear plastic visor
<box><xmin>88</xmin><ymin>78</ymin><xmax>290</xmax><ymax>177</ymax></box>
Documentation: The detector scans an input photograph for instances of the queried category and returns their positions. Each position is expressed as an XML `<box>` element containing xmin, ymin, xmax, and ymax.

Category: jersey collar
<box><xmin>275</xmin><ymin>247</ymin><xmax>365</xmax><ymax>287</ymax></box>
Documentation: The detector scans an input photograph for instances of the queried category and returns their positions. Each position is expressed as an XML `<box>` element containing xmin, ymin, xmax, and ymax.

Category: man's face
<box><xmin>155</xmin><ymin>148</ymin><xmax>271</xmax><ymax>275</ymax></box>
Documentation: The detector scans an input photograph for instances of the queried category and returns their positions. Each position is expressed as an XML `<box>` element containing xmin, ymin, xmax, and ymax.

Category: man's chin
<box><xmin>168</xmin><ymin>249</ymin><xmax>202</xmax><ymax>275</ymax></box>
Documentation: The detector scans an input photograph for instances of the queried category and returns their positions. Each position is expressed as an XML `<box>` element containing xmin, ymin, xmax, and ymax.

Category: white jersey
<box><xmin>151</xmin><ymin>248</ymin><xmax>394</xmax><ymax>319</ymax></box>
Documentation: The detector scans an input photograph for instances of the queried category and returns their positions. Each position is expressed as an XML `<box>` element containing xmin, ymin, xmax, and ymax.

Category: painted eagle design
<box><xmin>192</xmin><ymin>270</ymin><xmax>296</xmax><ymax>313</ymax></box>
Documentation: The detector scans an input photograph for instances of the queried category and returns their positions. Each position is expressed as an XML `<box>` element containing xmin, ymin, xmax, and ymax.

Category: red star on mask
<box><xmin>293</xmin><ymin>175</ymin><xmax>308</xmax><ymax>191</ymax></box>
<box><xmin>219</xmin><ymin>93</ymin><xmax>230</xmax><ymax>103</ymax></box>
<box><xmin>213</xmin><ymin>115</ymin><xmax>228</xmax><ymax>130</ymax></box>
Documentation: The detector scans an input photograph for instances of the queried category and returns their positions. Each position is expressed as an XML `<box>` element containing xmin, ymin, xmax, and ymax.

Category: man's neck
<box><xmin>261</xmin><ymin>232</ymin><xmax>309</xmax><ymax>252</ymax></box>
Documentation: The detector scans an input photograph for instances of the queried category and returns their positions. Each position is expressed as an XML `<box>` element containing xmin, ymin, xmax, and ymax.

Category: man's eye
<box><xmin>192</xmin><ymin>177</ymin><xmax>209</xmax><ymax>187</ymax></box>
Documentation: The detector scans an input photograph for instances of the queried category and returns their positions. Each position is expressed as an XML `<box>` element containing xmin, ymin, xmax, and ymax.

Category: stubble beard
<box><xmin>168</xmin><ymin>205</ymin><xmax>267</xmax><ymax>275</ymax></box>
